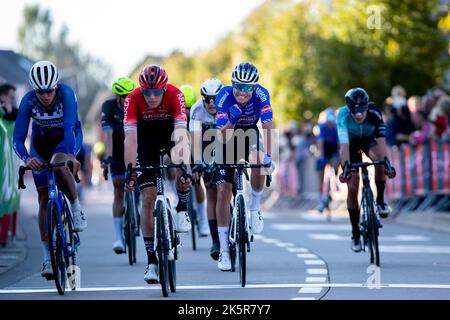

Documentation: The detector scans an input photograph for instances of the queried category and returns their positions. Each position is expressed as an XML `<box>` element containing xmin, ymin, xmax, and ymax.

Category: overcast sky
<box><xmin>1</xmin><ymin>0</ymin><xmax>266</xmax><ymax>79</ymax></box>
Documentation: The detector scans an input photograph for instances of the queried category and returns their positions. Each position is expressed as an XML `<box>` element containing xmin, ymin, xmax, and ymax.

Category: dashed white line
<box><xmin>287</xmin><ymin>248</ymin><xmax>309</xmax><ymax>253</ymax></box>
<box><xmin>298</xmin><ymin>287</ymin><xmax>323</xmax><ymax>294</ymax></box>
<box><xmin>275</xmin><ymin>242</ymin><xmax>295</xmax><ymax>248</ymax></box>
<box><xmin>304</xmin><ymin>260</ymin><xmax>325</xmax><ymax>265</ymax></box>
<box><xmin>306</xmin><ymin>269</ymin><xmax>328</xmax><ymax>275</ymax></box>
<box><xmin>296</xmin><ymin>253</ymin><xmax>318</xmax><ymax>259</ymax></box>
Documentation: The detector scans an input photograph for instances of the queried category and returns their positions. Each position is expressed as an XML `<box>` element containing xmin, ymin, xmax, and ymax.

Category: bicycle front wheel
<box><xmin>237</xmin><ymin>195</ymin><xmax>247</xmax><ymax>287</ymax></box>
<box><xmin>155</xmin><ymin>201</ymin><xmax>170</xmax><ymax>297</ymax></box>
<box><xmin>125</xmin><ymin>192</ymin><xmax>137</xmax><ymax>266</ymax></box>
<box><xmin>168</xmin><ymin>204</ymin><xmax>176</xmax><ymax>293</ymax></box>
<box><xmin>364</xmin><ymin>189</ymin><xmax>380</xmax><ymax>267</ymax></box>
<box><xmin>47</xmin><ymin>202</ymin><xmax>66</xmax><ymax>295</ymax></box>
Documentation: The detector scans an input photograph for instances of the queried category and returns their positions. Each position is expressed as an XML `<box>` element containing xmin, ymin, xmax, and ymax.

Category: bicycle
<box><xmin>342</xmin><ymin>157</ymin><xmax>395</xmax><ymax>267</ymax></box>
<box><xmin>212</xmin><ymin>161</ymin><xmax>271</xmax><ymax>287</ymax></box>
<box><xmin>18</xmin><ymin>161</ymin><xmax>81</xmax><ymax>295</ymax></box>
<box><xmin>103</xmin><ymin>158</ymin><xmax>140</xmax><ymax>266</ymax></box>
<box><xmin>126</xmin><ymin>150</ymin><xmax>187</xmax><ymax>297</ymax></box>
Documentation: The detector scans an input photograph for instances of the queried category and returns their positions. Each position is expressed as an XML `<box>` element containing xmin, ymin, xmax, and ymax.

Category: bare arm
<box><xmin>104</xmin><ymin>130</ymin><xmax>113</xmax><ymax>159</ymax></box>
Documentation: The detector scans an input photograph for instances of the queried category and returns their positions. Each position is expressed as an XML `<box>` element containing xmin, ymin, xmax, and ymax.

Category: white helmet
<box><xmin>29</xmin><ymin>61</ymin><xmax>59</xmax><ymax>90</ymax></box>
<box><xmin>231</xmin><ymin>62</ymin><xmax>259</xmax><ymax>85</ymax></box>
<box><xmin>200</xmin><ymin>78</ymin><xmax>223</xmax><ymax>97</ymax></box>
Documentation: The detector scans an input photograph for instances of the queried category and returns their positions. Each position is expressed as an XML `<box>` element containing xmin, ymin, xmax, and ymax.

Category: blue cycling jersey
<box><xmin>337</xmin><ymin>103</ymin><xmax>386</xmax><ymax>144</ymax></box>
<box><xmin>318</xmin><ymin>123</ymin><xmax>338</xmax><ymax>143</ymax></box>
<box><xmin>13</xmin><ymin>83</ymin><xmax>82</xmax><ymax>161</ymax></box>
<box><xmin>215</xmin><ymin>85</ymin><xmax>273</xmax><ymax>129</ymax></box>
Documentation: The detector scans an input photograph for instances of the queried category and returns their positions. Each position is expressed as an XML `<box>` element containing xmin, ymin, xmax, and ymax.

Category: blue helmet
<box><xmin>231</xmin><ymin>62</ymin><xmax>259</xmax><ymax>85</ymax></box>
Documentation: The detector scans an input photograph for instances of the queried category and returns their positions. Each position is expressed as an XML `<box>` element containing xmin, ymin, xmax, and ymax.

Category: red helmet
<box><xmin>139</xmin><ymin>65</ymin><xmax>168</xmax><ymax>89</ymax></box>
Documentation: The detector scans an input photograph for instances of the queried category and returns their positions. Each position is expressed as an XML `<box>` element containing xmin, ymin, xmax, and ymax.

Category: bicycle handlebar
<box><xmin>101</xmin><ymin>157</ymin><xmax>125</xmax><ymax>181</ymax></box>
<box><xmin>18</xmin><ymin>160</ymin><xmax>80</xmax><ymax>189</ymax></box>
<box><xmin>342</xmin><ymin>157</ymin><xmax>396</xmax><ymax>179</ymax></box>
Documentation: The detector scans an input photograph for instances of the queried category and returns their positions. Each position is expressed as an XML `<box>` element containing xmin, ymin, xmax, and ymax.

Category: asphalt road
<box><xmin>1</xmin><ymin>182</ymin><xmax>450</xmax><ymax>300</ymax></box>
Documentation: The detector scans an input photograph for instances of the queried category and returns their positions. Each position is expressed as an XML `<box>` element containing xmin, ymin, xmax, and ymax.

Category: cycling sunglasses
<box><xmin>203</xmin><ymin>96</ymin><xmax>216</xmax><ymax>104</ymax></box>
<box><xmin>232</xmin><ymin>82</ymin><xmax>255</xmax><ymax>93</ymax></box>
<box><xmin>142</xmin><ymin>88</ymin><xmax>165</xmax><ymax>97</ymax></box>
<box><xmin>350</xmin><ymin>104</ymin><xmax>368</xmax><ymax>114</ymax></box>
<box><xmin>35</xmin><ymin>87</ymin><xmax>56</xmax><ymax>95</ymax></box>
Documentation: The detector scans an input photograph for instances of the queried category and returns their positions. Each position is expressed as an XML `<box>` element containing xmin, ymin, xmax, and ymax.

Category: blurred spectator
<box><xmin>422</xmin><ymin>86</ymin><xmax>448</xmax><ymax>114</ymax></box>
<box><xmin>295</xmin><ymin>123</ymin><xmax>314</xmax><ymax>195</ymax></box>
<box><xmin>430</xmin><ymin>96</ymin><xmax>450</xmax><ymax>138</ymax></box>
<box><xmin>385</xmin><ymin>85</ymin><xmax>415</xmax><ymax>146</ymax></box>
<box><xmin>0</xmin><ymin>83</ymin><xmax>18</xmax><ymax>121</ymax></box>
<box><xmin>410</xmin><ymin>111</ymin><xmax>431</xmax><ymax>145</ymax></box>
<box><xmin>278</xmin><ymin>133</ymin><xmax>299</xmax><ymax>199</ymax></box>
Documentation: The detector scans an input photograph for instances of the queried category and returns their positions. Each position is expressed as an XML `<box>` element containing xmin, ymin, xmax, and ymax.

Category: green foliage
<box><xmin>132</xmin><ymin>0</ymin><xmax>449</xmax><ymax>126</ymax></box>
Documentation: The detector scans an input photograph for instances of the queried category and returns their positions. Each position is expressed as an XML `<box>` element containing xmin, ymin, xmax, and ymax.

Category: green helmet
<box><xmin>180</xmin><ymin>84</ymin><xmax>197</xmax><ymax>108</ymax></box>
<box><xmin>112</xmin><ymin>77</ymin><xmax>137</xmax><ymax>96</ymax></box>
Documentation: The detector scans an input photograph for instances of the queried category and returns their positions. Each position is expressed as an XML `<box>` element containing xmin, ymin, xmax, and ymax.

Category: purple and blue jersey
<box><xmin>215</xmin><ymin>85</ymin><xmax>273</xmax><ymax>129</ymax></box>
<box><xmin>13</xmin><ymin>83</ymin><xmax>83</xmax><ymax>161</ymax></box>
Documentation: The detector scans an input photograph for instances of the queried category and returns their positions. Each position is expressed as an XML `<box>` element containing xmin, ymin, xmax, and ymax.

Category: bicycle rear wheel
<box><xmin>155</xmin><ymin>201</ymin><xmax>170</xmax><ymax>297</ymax></box>
<box><xmin>237</xmin><ymin>195</ymin><xmax>247</xmax><ymax>287</ymax></box>
<box><xmin>47</xmin><ymin>202</ymin><xmax>66</xmax><ymax>295</ymax></box>
<box><xmin>187</xmin><ymin>192</ymin><xmax>197</xmax><ymax>251</ymax></box>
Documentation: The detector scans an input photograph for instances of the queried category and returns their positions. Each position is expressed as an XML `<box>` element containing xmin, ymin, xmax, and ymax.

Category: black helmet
<box><xmin>345</xmin><ymin>88</ymin><xmax>369</xmax><ymax>109</ymax></box>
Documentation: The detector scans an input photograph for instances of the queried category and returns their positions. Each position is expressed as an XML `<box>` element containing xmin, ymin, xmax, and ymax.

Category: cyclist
<box><xmin>101</xmin><ymin>77</ymin><xmax>137</xmax><ymax>254</ymax></box>
<box><xmin>213</xmin><ymin>62</ymin><xmax>274</xmax><ymax>271</ymax></box>
<box><xmin>189</xmin><ymin>78</ymin><xmax>223</xmax><ymax>260</ymax></box>
<box><xmin>124</xmin><ymin>65</ymin><xmax>192</xmax><ymax>284</ymax></box>
<box><xmin>337</xmin><ymin>88</ymin><xmax>395</xmax><ymax>252</ymax></box>
<box><xmin>315</xmin><ymin>107</ymin><xmax>340</xmax><ymax>212</ymax></box>
<box><xmin>13</xmin><ymin>61</ymin><xmax>87</xmax><ymax>279</ymax></box>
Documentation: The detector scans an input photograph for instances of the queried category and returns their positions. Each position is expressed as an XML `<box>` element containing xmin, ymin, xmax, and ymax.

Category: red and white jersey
<box><xmin>124</xmin><ymin>84</ymin><xmax>187</xmax><ymax>132</ymax></box>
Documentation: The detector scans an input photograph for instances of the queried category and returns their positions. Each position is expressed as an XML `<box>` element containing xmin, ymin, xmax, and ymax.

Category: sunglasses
<box><xmin>203</xmin><ymin>96</ymin><xmax>216</xmax><ymax>104</ymax></box>
<box><xmin>142</xmin><ymin>88</ymin><xmax>164</xmax><ymax>97</ymax></box>
<box><xmin>35</xmin><ymin>88</ymin><xmax>56</xmax><ymax>95</ymax></box>
<box><xmin>350</xmin><ymin>105</ymin><xmax>368</xmax><ymax>114</ymax></box>
<box><xmin>232</xmin><ymin>82</ymin><xmax>255</xmax><ymax>93</ymax></box>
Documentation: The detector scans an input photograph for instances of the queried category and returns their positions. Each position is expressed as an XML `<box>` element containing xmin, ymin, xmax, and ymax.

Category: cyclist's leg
<box><xmin>112</xmin><ymin>176</ymin><xmax>125</xmax><ymax>251</ymax></box>
<box><xmin>205</xmin><ymin>181</ymin><xmax>219</xmax><ymax>243</ymax></box>
<box><xmin>367</xmin><ymin>139</ymin><xmax>390</xmax><ymax>216</ymax></box>
<box><xmin>194</xmin><ymin>182</ymin><xmax>209</xmax><ymax>236</ymax></box>
<box><xmin>348</xmin><ymin>144</ymin><xmax>362</xmax><ymax>242</ymax></box>
<box><xmin>316</xmin><ymin>157</ymin><xmax>326</xmax><ymax>210</ymax></box>
<box><xmin>216</xmin><ymin>179</ymin><xmax>233</xmax><ymax>270</ymax></box>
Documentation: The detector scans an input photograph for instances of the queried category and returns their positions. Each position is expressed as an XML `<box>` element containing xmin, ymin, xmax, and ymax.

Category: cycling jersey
<box><xmin>13</xmin><ymin>83</ymin><xmax>83</xmax><ymax>161</ymax></box>
<box><xmin>101</xmin><ymin>98</ymin><xmax>126</xmax><ymax>178</ymax></box>
<box><xmin>124</xmin><ymin>84</ymin><xmax>187</xmax><ymax>132</ymax></box>
<box><xmin>337</xmin><ymin>103</ymin><xmax>386</xmax><ymax>145</ymax></box>
<box><xmin>123</xmin><ymin>84</ymin><xmax>188</xmax><ymax>189</ymax></box>
<box><xmin>215</xmin><ymin>85</ymin><xmax>273</xmax><ymax>129</ymax></box>
<box><xmin>101</xmin><ymin>98</ymin><xmax>124</xmax><ymax>134</ymax></box>
<box><xmin>318</xmin><ymin>123</ymin><xmax>339</xmax><ymax>157</ymax></box>
<box><xmin>188</xmin><ymin>100</ymin><xmax>216</xmax><ymax>132</ymax></box>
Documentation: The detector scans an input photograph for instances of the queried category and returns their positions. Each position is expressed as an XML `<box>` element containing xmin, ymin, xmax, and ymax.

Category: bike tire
<box><xmin>187</xmin><ymin>192</ymin><xmax>197</xmax><ymax>251</ymax></box>
<box><xmin>168</xmin><ymin>205</ymin><xmax>177</xmax><ymax>293</ymax></box>
<box><xmin>125</xmin><ymin>192</ymin><xmax>137</xmax><ymax>266</ymax></box>
<box><xmin>155</xmin><ymin>201</ymin><xmax>170</xmax><ymax>297</ymax></box>
<box><xmin>367</xmin><ymin>192</ymin><xmax>380</xmax><ymax>267</ymax></box>
<box><xmin>47</xmin><ymin>201</ymin><xmax>66</xmax><ymax>295</ymax></box>
<box><xmin>237</xmin><ymin>195</ymin><xmax>247</xmax><ymax>287</ymax></box>
<box><xmin>63</xmin><ymin>198</ymin><xmax>78</xmax><ymax>291</ymax></box>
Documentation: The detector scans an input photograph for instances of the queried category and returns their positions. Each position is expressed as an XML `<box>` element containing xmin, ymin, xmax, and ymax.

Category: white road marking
<box><xmin>304</xmin><ymin>260</ymin><xmax>325</xmax><ymax>265</ymax></box>
<box><xmin>3</xmin><ymin>282</ymin><xmax>450</xmax><ymax>294</ymax></box>
<box><xmin>291</xmin><ymin>297</ymin><xmax>316</xmax><ymax>300</ymax></box>
<box><xmin>287</xmin><ymin>248</ymin><xmax>309</xmax><ymax>253</ymax></box>
<box><xmin>296</xmin><ymin>254</ymin><xmax>318</xmax><ymax>259</ymax></box>
<box><xmin>306</xmin><ymin>269</ymin><xmax>328</xmax><ymax>275</ymax></box>
<box><xmin>298</xmin><ymin>287</ymin><xmax>323</xmax><ymax>294</ymax></box>
<box><xmin>306</xmin><ymin>277</ymin><xmax>327</xmax><ymax>283</ymax></box>
<box><xmin>260</xmin><ymin>238</ymin><xmax>279</xmax><ymax>244</ymax></box>
<box><xmin>275</xmin><ymin>242</ymin><xmax>296</xmax><ymax>248</ymax></box>
<box><xmin>380</xmin><ymin>245</ymin><xmax>450</xmax><ymax>254</ymax></box>
<box><xmin>272</xmin><ymin>224</ymin><xmax>349</xmax><ymax>231</ymax></box>
<box><xmin>308</xmin><ymin>234</ymin><xmax>431</xmax><ymax>242</ymax></box>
